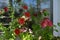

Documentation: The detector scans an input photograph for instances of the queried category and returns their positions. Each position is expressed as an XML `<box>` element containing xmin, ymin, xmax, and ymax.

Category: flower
<box><xmin>38</xmin><ymin>36</ymin><xmax>42</xmax><ymax>40</ymax></box>
<box><xmin>24</xmin><ymin>12</ymin><xmax>30</xmax><ymax>18</ymax></box>
<box><xmin>18</xmin><ymin>18</ymin><xmax>25</xmax><ymax>25</ymax></box>
<box><xmin>46</xmin><ymin>18</ymin><xmax>53</xmax><ymax>27</ymax></box>
<box><xmin>20</xmin><ymin>28</ymin><xmax>27</xmax><ymax>33</ymax></box>
<box><xmin>21</xmin><ymin>16</ymin><xmax>26</xmax><ymax>19</ymax></box>
<box><xmin>48</xmin><ymin>21</ymin><xmax>53</xmax><ymax>27</ymax></box>
<box><xmin>22</xmin><ymin>5</ymin><xmax>28</xmax><ymax>10</ymax></box>
<box><xmin>14</xmin><ymin>28</ymin><xmax>20</xmax><ymax>35</ymax></box>
<box><xmin>29</xmin><ymin>29</ymin><xmax>33</xmax><ymax>34</ymax></box>
<box><xmin>41</xmin><ymin>18</ymin><xmax>53</xmax><ymax>28</ymax></box>
<box><xmin>41</xmin><ymin>20</ymin><xmax>48</xmax><ymax>28</ymax></box>
<box><xmin>4</xmin><ymin>7</ymin><xmax>8</xmax><ymax>12</ymax></box>
<box><xmin>21</xmin><ymin>15</ymin><xmax>30</xmax><ymax>21</ymax></box>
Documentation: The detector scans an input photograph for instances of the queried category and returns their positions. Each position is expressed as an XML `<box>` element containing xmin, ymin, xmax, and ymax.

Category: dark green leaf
<box><xmin>55</xmin><ymin>29</ymin><xmax>58</xmax><ymax>32</ymax></box>
<box><xmin>44</xmin><ymin>11</ymin><xmax>49</xmax><ymax>16</ymax></box>
<box><xmin>57</xmin><ymin>23</ymin><xmax>60</xmax><ymax>27</ymax></box>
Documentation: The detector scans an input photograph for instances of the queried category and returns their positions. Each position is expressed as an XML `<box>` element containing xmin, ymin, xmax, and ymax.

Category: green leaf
<box><xmin>9</xmin><ymin>38</ymin><xmax>14</xmax><ymax>40</ymax></box>
<box><xmin>55</xmin><ymin>29</ymin><xmax>58</xmax><ymax>32</ymax></box>
<box><xmin>44</xmin><ymin>11</ymin><xmax>49</xmax><ymax>16</ymax></box>
<box><xmin>57</xmin><ymin>23</ymin><xmax>60</xmax><ymax>27</ymax></box>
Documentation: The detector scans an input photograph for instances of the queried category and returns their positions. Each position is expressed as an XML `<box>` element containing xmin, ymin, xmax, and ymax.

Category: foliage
<box><xmin>0</xmin><ymin>0</ymin><xmax>59</xmax><ymax>40</ymax></box>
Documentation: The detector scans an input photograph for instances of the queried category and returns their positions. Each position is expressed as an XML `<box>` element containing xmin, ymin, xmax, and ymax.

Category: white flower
<box><xmin>21</xmin><ymin>15</ymin><xmax>29</xmax><ymax>21</ymax></box>
<box><xmin>38</xmin><ymin>36</ymin><xmax>42</xmax><ymax>40</ymax></box>
<box><xmin>21</xmin><ymin>16</ymin><xmax>26</xmax><ymax>19</ymax></box>
<box><xmin>29</xmin><ymin>29</ymin><xmax>33</xmax><ymax>34</ymax></box>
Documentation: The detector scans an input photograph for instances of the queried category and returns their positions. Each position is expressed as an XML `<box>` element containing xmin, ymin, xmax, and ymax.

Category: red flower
<box><xmin>22</xmin><ymin>5</ymin><xmax>28</xmax><ymax>10</ymax></box>
<box><xmin>24</xmin><ymin>12</ymin><xmax>30</xmax><ymax>17</ymax></box>
<box><xmin>18</xmin><ymin>18</ymin><xmax>25</xmax><ymax>25</ymax></box>
<box><xmin>4</xmin><ymin>7</ymin><xmax>8</xmax><ymax>12</ymax></box>
<box><xmin>14</xmin><ymin>28</ymin><xmax>20</xmax><ymax>35</ymax></box>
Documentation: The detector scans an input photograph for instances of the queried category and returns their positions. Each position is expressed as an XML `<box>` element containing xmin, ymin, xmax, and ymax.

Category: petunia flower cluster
<box><xmin>41</xmin><ymin>18</ymin><xmax>53</xmax><ymax>28</ymax></box>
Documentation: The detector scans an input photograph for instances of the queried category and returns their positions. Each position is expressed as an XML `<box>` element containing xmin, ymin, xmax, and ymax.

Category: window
<box><xmin>0</xmin><ymin>0</ymin><xmax>9</xmax><ymax>9</ymax></box>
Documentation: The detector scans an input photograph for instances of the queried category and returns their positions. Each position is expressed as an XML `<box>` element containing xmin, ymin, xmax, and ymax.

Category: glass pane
<box><xmin>0</xmin><ymin>0</ymin><xmax>10</xmax><ymax>27</ymax></box>
<box><xmin>0</xmin><ymin>0</ymin><xmax>9</xmax><ymax>9</ymax></box>
<box><xmin>41</xmin><ymin>0</ymin><xmax>50</xmax><ymax>9</ymax></box>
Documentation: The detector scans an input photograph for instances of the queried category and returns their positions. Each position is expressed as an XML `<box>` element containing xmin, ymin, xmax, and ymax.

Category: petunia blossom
<box><xmin>18</xmin><ymin>18</ymin><xmax>25</xmax><ymax>25</ymax></box>
<box><xmin>24</xmin><ymin>12</ymin><xmax>30</xmax><ymax>18</ymax></box>
<box><xmin>14</xmin><ymin>28</ymin><xmax>20</xmax><ymax>35</ymax></box>
<box><xmin>4</xmin><ymin>7</ymin><xmax>8</xmax><ymax>12</ymax></box>
<box><xmin>22</xmin><ymin>5</ymin><xmax>28</xmax><ymax>10</ymax></box>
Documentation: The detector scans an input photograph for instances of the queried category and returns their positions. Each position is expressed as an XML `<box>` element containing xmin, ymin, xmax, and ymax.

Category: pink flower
<box><xmin>41</xmin><ymin>19</ymin><xmax>48</xmax><ymax>28</ymax></box>
<box><xmin>20</xmin><ymin>28</ymin><xmax>27</xmax><ymax>32</ymax></box>
<box><xmin>41</xmin><ymin>18</ymin><xmax>53</xmax><ymax>28</ymax></box>
<box><xmin>47</xmin><ymin>19</ymin><xmax>53</xmax><ymax>27</ymax></box>
<box><xmin>48</xmin><ymin>21</ymin><xmax>53</xmax><ymax>27</ymax></box>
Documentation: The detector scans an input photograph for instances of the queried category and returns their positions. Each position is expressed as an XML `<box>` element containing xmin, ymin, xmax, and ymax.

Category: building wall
<box><xmin>53</xmin><ymin>0</ymin><xmax>60</xmax><ymax>37</ymax></box>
